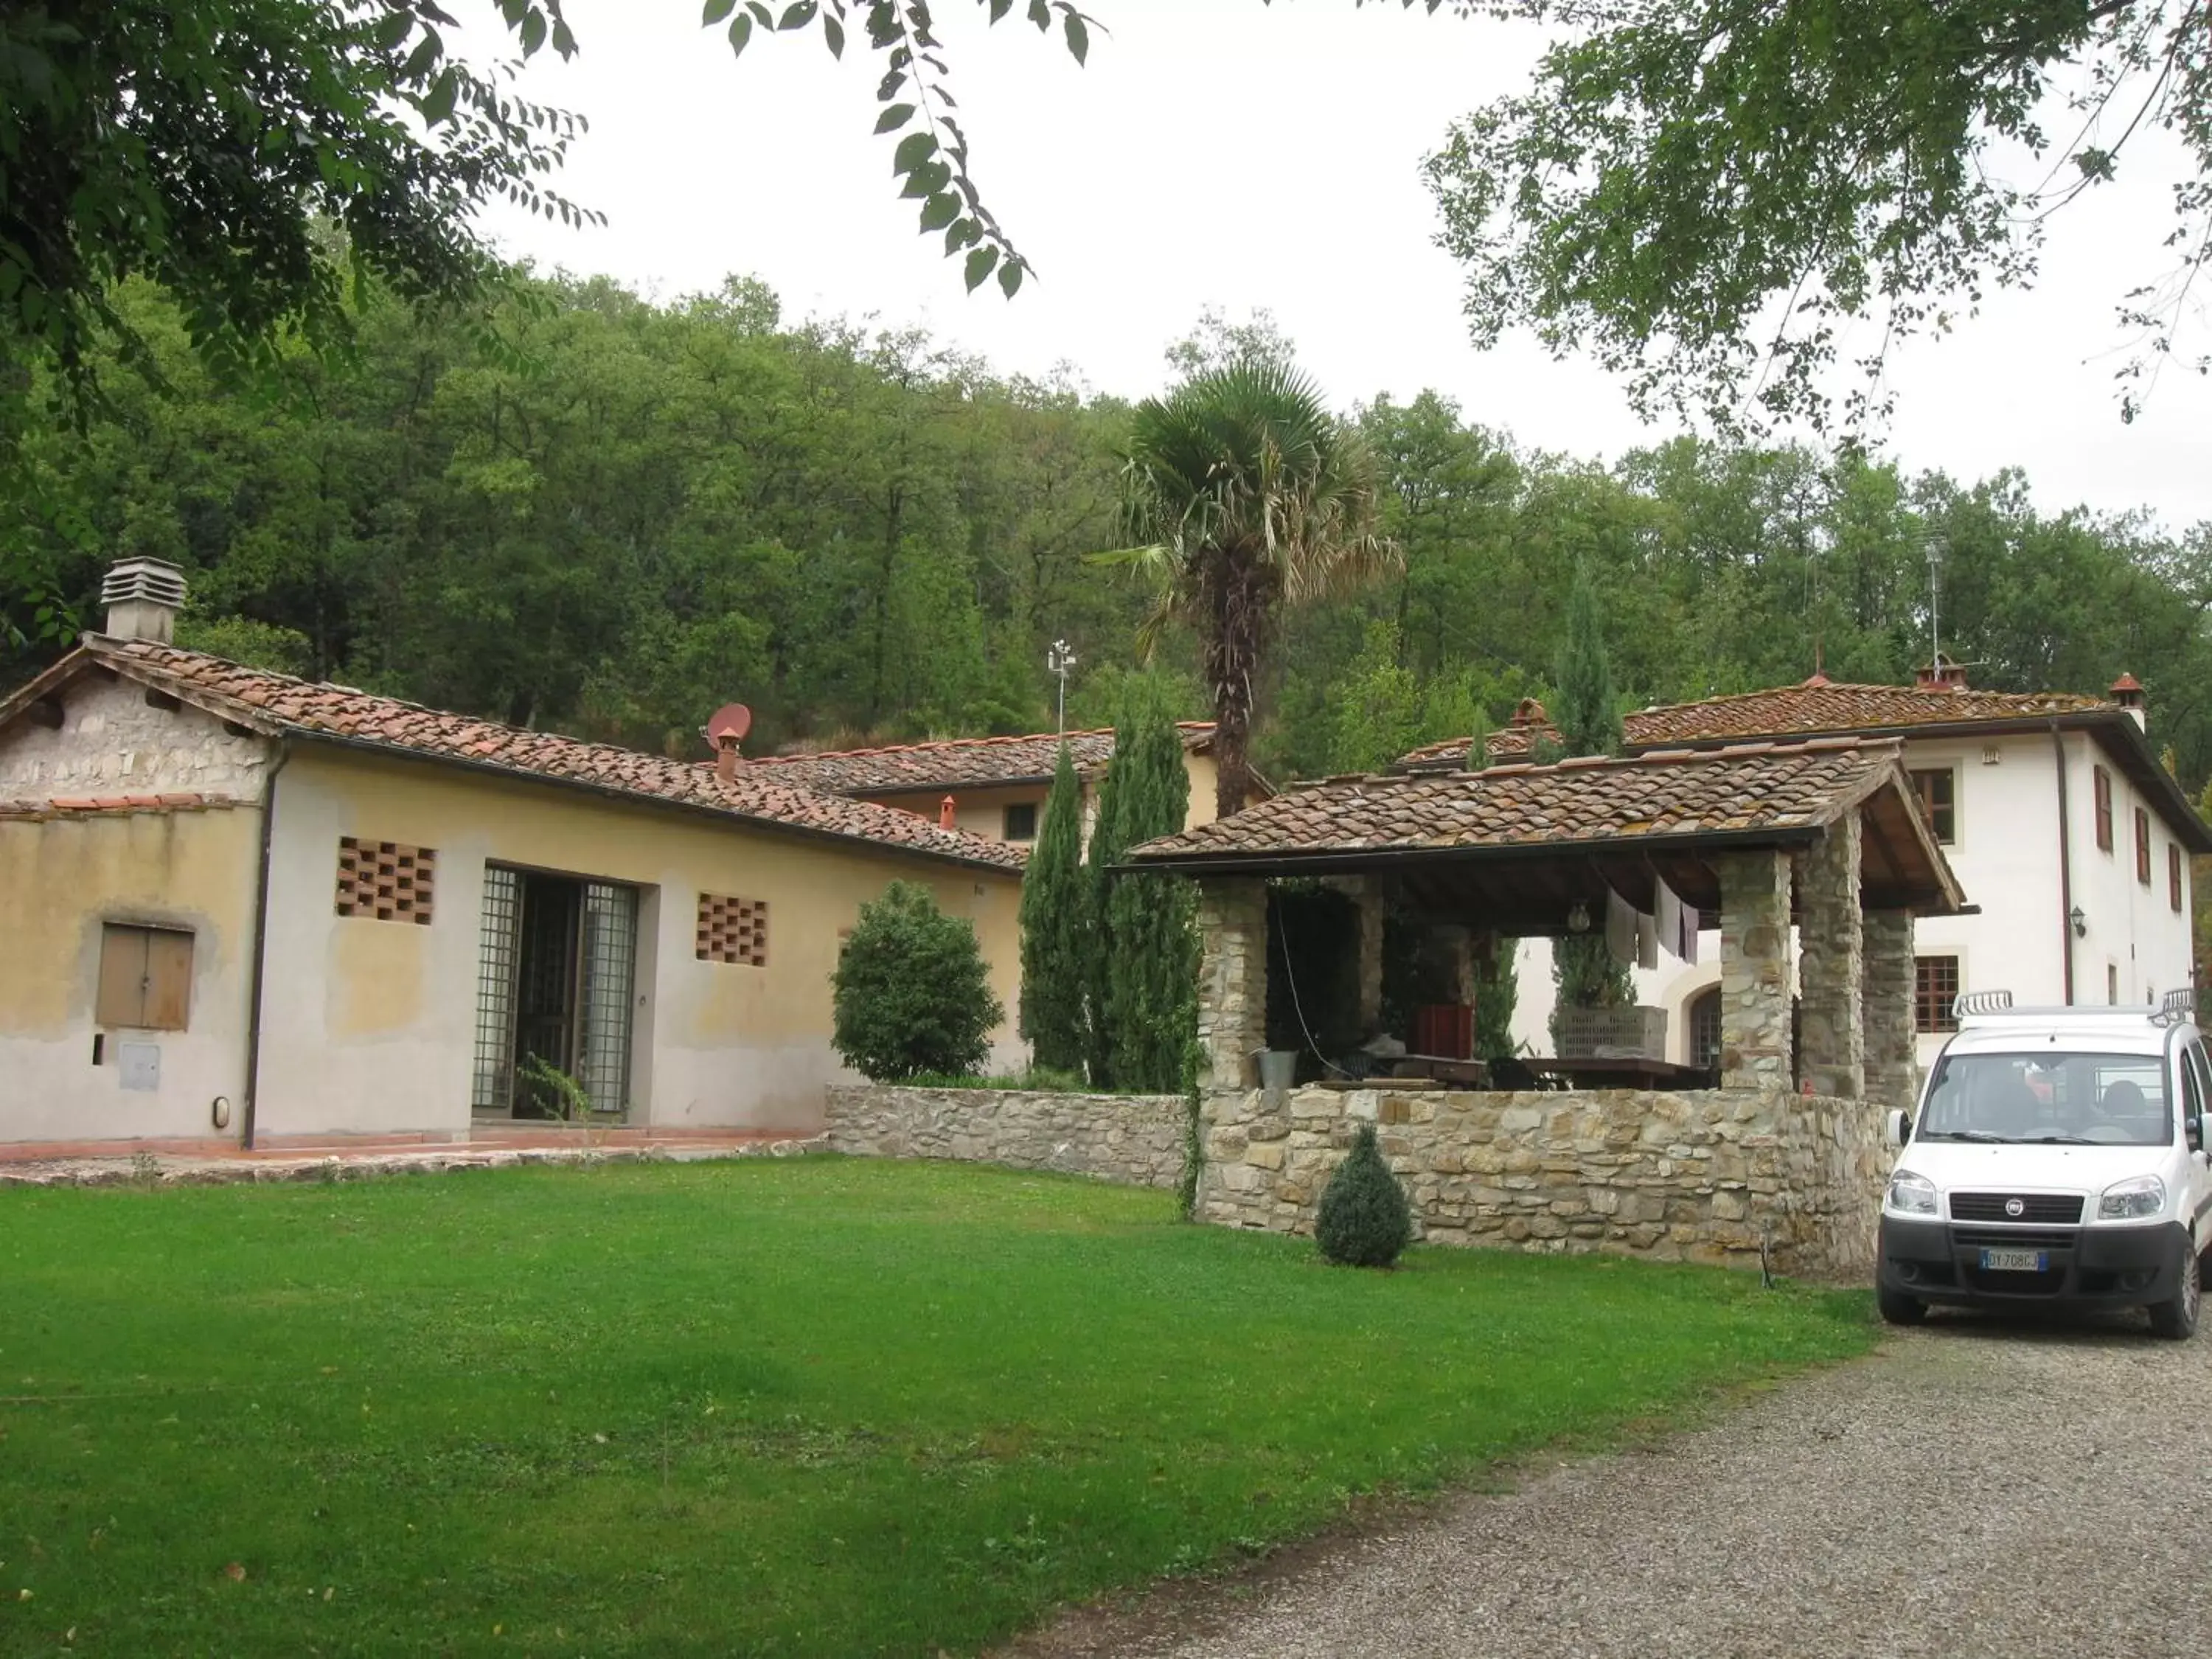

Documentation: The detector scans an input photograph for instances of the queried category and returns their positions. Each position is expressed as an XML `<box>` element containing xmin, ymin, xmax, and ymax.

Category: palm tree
<box><xmin>1119</xmin><ymin>359</ymin><xmax>1396</xmax><ymax>817</ymax></box>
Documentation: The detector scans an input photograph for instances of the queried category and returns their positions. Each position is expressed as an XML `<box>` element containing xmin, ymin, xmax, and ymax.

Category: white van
<box><xmin>1877</xmin><ymin>990</ymin><xmax>2212</xmax><ymax>1338</ymax></box>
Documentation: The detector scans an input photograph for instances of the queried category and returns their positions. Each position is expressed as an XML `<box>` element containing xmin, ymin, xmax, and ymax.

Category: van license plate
<box><xmin>1980</xmin><ymin>1248</ymin><xmax>2047</xmax><ymax>1273</ymax></box>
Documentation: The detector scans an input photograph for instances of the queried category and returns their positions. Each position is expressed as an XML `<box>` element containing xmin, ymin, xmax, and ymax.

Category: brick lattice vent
<box><xmin>697</xmin><ymin>894</ymin><xmax>768</xmax><ymax>966</ymax></box>
<box><xmin>335</xmin><ymin>838</ymin><xmax>437</xmax><ymax>924</ymax></box>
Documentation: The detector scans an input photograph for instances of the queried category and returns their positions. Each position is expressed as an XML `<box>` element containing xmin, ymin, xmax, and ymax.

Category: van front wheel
<box><xmin>2148</xmin><ymin>1240</ymin><xmax>2200</xmax><ymax>1340</ymax></box>
<box><xmin>1877</xmin><ymin>1286</ymin><xmax>1927</xmax><ymax>1326</ymax></box>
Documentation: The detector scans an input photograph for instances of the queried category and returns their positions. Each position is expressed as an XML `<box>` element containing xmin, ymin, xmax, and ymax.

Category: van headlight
<box><xmin>1886</xmin><ymin>1172</ymin><xmax>1938</xmax><ymax>1216</ymax></box>
<box><xmin>2098</xmin><ymin>1175</ymin><xmax>2166</xmax><ymax>1220</ymax></box>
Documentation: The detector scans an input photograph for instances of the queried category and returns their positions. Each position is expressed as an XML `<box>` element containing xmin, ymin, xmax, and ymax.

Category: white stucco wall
<box><xmin>1505</xmin><ymin>725</ymin><xmax>2199</xmax><ymax>1069</ymax></box>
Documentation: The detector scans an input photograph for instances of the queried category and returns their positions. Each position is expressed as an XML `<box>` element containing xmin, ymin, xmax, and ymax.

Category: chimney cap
<box><xmin>100</xmin><ymin>557</ymin><xmax>187</xmax><ymax>644</ymax></box>
<box><xmin>2112</xmin><ymin>672</ymin><xmax>2145</xmax><ymax>700</ymax></box>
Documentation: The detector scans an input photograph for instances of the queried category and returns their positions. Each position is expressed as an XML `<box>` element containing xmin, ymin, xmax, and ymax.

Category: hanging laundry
<box><xmin>1604</xmin><ymin>886</ymin><xmax>1638</xmax><ymax>967</ymax></box>
<box><xmin>1637</xmin><ymin>910</ymin><xmax>1660</xmax><ymax>970</ymax></box>
<box><xmin>1655</xmin><ymin>875</ymin><xmax>1693</xmax><ymax>964</ymax></box>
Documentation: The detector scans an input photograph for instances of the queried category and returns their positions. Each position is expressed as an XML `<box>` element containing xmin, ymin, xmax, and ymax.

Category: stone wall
<box><xmin>1198</xmin><ymin>1084</ymin><xmax>1888</xmax><ymax>1277</ymax></box>
<box><xmin>824</xmin><ymin>1084</ymin><xmax>1188</xmax><ymax>1189</ymax></box>
<box><xmin>0</xmin><ymin>675</ymin><xmax>271</xmax><ymax>802</ymax></box>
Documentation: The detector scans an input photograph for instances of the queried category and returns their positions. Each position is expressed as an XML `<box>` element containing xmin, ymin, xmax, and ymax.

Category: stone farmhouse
<box><xmin>1399</xmin><ymin>667</ymin><xmax>2211</xmax><ymax>1068</ymax></box>
<box><xmin>742</xmin><ymin>722</ymin><xmax>1233</xmax><ymax>847</ymax></box>
<box><xmin>0</xmin><ymin>561</ymin><xmax>1026</xmax><ymax>1153</ymax></box>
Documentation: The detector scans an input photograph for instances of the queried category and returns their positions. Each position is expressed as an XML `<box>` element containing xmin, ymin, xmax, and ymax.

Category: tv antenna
<box><xmin>1047</xmin><ymin>639</ymin><xmax>1076</xmax><ymax>734</ymax></box>
<box><xmin>1921</xmin><ymin>533</ymin><xmax>1947</xmax><ymax>674</ymax></box>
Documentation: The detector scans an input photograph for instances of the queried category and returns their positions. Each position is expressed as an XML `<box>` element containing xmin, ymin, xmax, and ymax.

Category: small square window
<box><xmin>1908</xmin><ymin>768</ymin><xmax>1956</xmax><ymax>844</ymax></box>
<box><xmin>1002</xmin><ymin>802</ymin><xmax>1038</xmax><ymax>842</ymax></box>
<box><xmin>97</xmin><ymin>923</ymin><xmax>194</xmax><ymax>1031</ymax></box>
<box><xmin>1914</xmin><ymin>956</ymin><xmax>1960</xmax><ymax>1034</ymax></box>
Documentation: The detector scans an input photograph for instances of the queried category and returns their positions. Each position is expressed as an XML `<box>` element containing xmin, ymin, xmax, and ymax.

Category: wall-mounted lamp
<box><xmin>1567</xmin><ymin>902</ymin><xmax>1592</xmax><ymax>934</ymax></box>
<box><xmin>2070</xmin><ymin>905</ymin><xmax>2087</xmax><ymax>939</ymax></box>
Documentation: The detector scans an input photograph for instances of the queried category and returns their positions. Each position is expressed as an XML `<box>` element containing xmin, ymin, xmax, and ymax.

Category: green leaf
<box><xmin>421</xmin><ymin>68</ymin><xmax>459</xmax><ymax>125</ymax></box>
<box><xmin>988</xmin><ymin>0</ymin><xmax>1012</xmax><ymax>18</ymax></box>
<box><xmin>892</xmin><ymin>131</ymin><xmax>938</xmax><ymax>173</ymax></box>
<box><xmin>823</xmin><ymin>12</ymin><xmax>844</xmax><ymax>55</ymax></box>
<box><xmin>748</xmin><ymin>1</ymin><xmax>773</xmax><ymax>24</ymax></box>
<box><xmin>1027</xmin><ymin>0</ymin><xmax>1050</xmax><ymax>30</ymax></box>
<box><xmin>1061</xmin><ymin>10</ymin><xmax>1087</xmax><ymax>64</ymax></box>
<box><xmin>703</xmin><ymin>0</ymin><xmax>737</xmax><ymax>21</ymax></box>
<box><xmin>519</xmin><ymin>8</ymin><xmax>548</xmax><ymax>54</ymax></box>
<box><xmin>917</xmin><ymin>192</ymin><xmax>961</xmax><ymax>232</ymax></box>
<box><xmin>779</xmin><ymin>0</ymin><xmax>817</xmax><ymax>27</ymax></box>
<box><xmin>964</xmin><ymin>245</ymin><xmax>1001</xmax><ymax>291</ymax></box>
<box><xmin>400</xmin><ymin>29</ymin><xmax>443</xmax><ymax>83</ymax></box>
<box><xmin>877</xmin><ymin>68</ymin><xmax>905</xmax><ymax>99</ymax></box>
<box><xmin>374</xmin><ymin>11</ymin><xmax>415</xmax><ymax>50</ymax></box>
<box><xmin>901</xmin><ymin>159</ymin><xmax>951</xmax><ymax>198</ymax></box>
<box><xmin>998</xmin><ymin>259</ymin><xmax>1024</xmax><ymax>298</ymax></box>
<box><xmin>944</xmin><ymin>216</ymin><xmax>979</xmax><ymax>254</ymax></box>
<box><xmin>874</xmin><ymin>102</ymin><xmax>916</xmax><ymax>133</ymax></box>
<box><xmin>728</xmin><ymin>13</ymin><xmax>753</xmax><ymax>52</ymax></box>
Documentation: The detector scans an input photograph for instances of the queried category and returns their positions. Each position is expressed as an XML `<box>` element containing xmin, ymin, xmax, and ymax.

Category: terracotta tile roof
<box><xmin>1620</xmin><ymin>678</ymin><xmax>2115</xmax><ymax>747</ymax></box>
<box><xmin>14</xmin><ymin>640</ymin><xmax>1026</xmax><ymax>871</ymax></box>
<box><xmin>743</xmin><ymin>723</ymin><xmax>1218</xmax><ymax>796</ymax></box>
<box><xmin>1397</xmin><ymin>678</ymin><xmax>2118</xmax><ymax>772</ymax></box>
<box><xmin>1130</xmin><ymin>737</ymin><xmax>1909</xmax><ymax>863</ymax></box>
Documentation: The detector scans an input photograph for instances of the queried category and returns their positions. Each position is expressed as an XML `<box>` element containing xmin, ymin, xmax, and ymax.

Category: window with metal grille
<box><xmin>470</xmin><ymin>866</ymin><xmax>522</xmax><ymax>1114</ymax></box>
<box><xmin>335</xmin><ymin>838</ymin><xmax>437</xmax><ymax>923</ymax></box>
<box><xmin>1688</xmin><ymin>987</ymin><xmax>1722</xmax><ymax>1069</ymax></box>
<box><xmin>2094</xmin><ymin>766</ymin><xmax>2114</xmax><ymax>852</ymax></box>
<box><xmin>2172</xmin><ymin>843</ymin><xmax>2185</xmax><ymax>913</ymax></box>
<box><xmin>1915</xmin><ymin>956</ymin><xmax>1961</xmax><ymax>1034</ymax></box>
<box><xmin>1908</xmin><ymin>768</ymin><xmax>1956</xmax><ymax>844</ymax></box>
<box><xmin>576</xmin><ymin>882</ymin><xmax>637</xmax><ymax>1113</ymax></box>
<box><xmin>697</xmin><ymin>892</ymin><xmax>768</xmax><ymax>966</ymax></box>
<box><xmin>2135</xmin><ymin>807</ymin><xmax>2152</xmax><ymax>884</ymax></box>
<box><xmin>97</xmin><ymin>923</ymin><xmax>193</xmax><ymax>1031</ymax></box>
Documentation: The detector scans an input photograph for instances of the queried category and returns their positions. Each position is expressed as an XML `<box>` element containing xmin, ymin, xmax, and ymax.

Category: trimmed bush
<box><xmin>1315</xmin><ymin>1124</ymin><xmax>1414</xmax><ymax>1268</ymax></box>
<box><xmin>832</xmin><ymin>881</ymin><xmax>1004</xmax><ymax>1082</ymax></box>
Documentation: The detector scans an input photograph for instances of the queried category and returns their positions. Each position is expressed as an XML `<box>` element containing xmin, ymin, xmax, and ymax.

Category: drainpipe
<box><xmin>2051</xmin><ymin>722</ymin><xmax>2074</xmax><ymax>1006</ymax></box>
<box><xmin>241</xmin><ymin>738</ymin><xmax>292</xmax><ymax>1150</ymax></box>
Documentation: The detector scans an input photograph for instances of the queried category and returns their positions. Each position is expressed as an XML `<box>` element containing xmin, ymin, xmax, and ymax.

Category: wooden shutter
<box><xmin>96</xmin><ymin>923</ymin><xmax>193</xmax><ymax>1031</ymax></box>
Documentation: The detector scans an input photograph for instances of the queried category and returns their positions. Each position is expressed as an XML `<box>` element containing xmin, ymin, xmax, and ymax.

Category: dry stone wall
<box><xmin>1200</xmin><ymin>1084</ymin><xmax>1888</xmax><ymax>1277</ymax></box>
<box><xmin>0</xmin><ymin>675</ymin><xmax>271</xmax><ymax>802</ymax></box>
<box><xmin>824</xmin><ymin>1084</ymin><xmax>1187</xmax><ymax>1189</ymax></box>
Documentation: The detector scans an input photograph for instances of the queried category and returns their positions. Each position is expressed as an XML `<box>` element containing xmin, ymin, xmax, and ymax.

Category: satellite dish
<box><xmin>706</xmin><ymin>703</ymin><xmax>753</xmax><ymax>743</ymax></box>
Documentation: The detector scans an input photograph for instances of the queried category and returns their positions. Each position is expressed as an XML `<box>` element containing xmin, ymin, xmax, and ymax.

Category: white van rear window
<box><xmin>1919</xmin><ymin>1052</ymin><xmax>2171</xmax><ymax>1146</ymax></box>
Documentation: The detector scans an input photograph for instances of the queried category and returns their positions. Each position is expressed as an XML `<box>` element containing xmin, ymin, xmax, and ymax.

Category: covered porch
<box><xmin>1126</xmin><ymin>737</ymin><xmax>1966</xmax><ymax>1272</ymax></box>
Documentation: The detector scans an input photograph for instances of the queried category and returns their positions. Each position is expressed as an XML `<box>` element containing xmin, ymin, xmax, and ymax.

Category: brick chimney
<box><xmin>100</xmin><ymin>557</ymin><xmax>187</xmax><ymax>644</ymax></box>
<box><xmin>1914</xmin><ymin>654</ymin><xmax>1968</xmax><ymax>692</ymax></box>
<box><xmin>712</xmin><ymin>734</ymin><xmax>742</xmax><ymax>782</ymax></box>
<box><xmin>2112</xmin><ymin>672</ymin><xmax>2146</xmax><ymax>730</ymax></box>
<box><xmin>938</xmin><ymin>795</ymin><xmax>957</xmax><ymax>830</ymax></box>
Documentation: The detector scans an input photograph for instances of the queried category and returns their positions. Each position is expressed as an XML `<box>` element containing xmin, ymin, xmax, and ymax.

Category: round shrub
<box><xmin>832</xmin><ymin>880</ymin><xmax>1005</xmax><ymax>1082</ymax></box>
<box><xmin>1315</xmin><ymin>1123</ymin><xmax>1413</xmax><ymax>1267</ymax></box>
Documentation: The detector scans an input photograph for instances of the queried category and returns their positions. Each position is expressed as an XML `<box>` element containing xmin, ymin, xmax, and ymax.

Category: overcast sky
<box><xmin>476</xmin><ymin>1</ymin><xmax>2211</xmax><ymax>533</ymax></box>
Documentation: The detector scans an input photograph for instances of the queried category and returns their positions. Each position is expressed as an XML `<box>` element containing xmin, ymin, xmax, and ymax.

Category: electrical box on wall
<box><xmin>116</xmin><ymin>1041</ymin><xmax>161</xmax><ymax>1092</ymax></box>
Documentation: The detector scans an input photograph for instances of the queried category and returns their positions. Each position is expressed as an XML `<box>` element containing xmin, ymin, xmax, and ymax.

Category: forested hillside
<box><xmin>9</xmin><ymin>271</ymin><xmax>2211</xmax><ymax>786</ymax></box>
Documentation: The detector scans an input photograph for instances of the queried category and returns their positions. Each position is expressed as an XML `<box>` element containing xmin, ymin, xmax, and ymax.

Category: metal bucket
<box><xmin>1256</xmin><ymin>1049</ymin><xmax>1299</xmax><ymax>1091</ymax></box>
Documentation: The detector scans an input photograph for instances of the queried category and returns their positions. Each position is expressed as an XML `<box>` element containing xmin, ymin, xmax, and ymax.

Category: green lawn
<box><xmin>1</xmin><ymin>1159</ymin><xmax>1871</xmax><ymax>1657</ymax></box>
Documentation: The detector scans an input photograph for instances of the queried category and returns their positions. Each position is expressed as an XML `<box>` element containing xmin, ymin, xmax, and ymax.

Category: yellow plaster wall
<box><xmin>254</xmin><ymin>746</ymin><xmax>1024</xmax><ymax>1136</ymax></box>
<box><xmin>0</xmin><ymin>807</ymin><xmax>262</xmax><ymax>1143</ymax></box>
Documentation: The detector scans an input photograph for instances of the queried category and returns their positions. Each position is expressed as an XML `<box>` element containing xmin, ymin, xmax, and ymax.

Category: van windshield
<box><xmin>1917</xmin><ymin>1051</ymin><xmax>2171</xmax><ymax>1146</ymax></box>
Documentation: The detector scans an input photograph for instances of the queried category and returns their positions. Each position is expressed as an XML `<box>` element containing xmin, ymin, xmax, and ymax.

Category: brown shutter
<box><xmin>95</xmin><ymin>923</ymin><xmax>195</xmax><ymax>1030</ymax></box>
<box><xmin>97</xmin><ymin>924</ymin><xmax>150</xmax><ymax>1027</ymax></box>
<box><xmin>142</xmin><ymin>930</ymin><xmax>194</xmax><ymax>1030</ymax></box>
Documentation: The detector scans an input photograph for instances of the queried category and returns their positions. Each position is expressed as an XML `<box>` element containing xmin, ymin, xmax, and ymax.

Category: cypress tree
<box><xmin>1088</xmin><ymin>675</ymin><xmax>1199</xmax><ymax>1091</ymax></box>
<box><xmin>1315</xmin><ymin>1123</ymin><xmax>1414</xmax><ymax>1267</ymax></box>
<box><xmin>1017</xmin><ymin>742</ymin><xmax>1089</xmax><ymax>1074</ymax></box>
<box><xmin>1551</xmin><ymin>560</ymin><xmax>1634</xmax><ymax>1022</ymax></box>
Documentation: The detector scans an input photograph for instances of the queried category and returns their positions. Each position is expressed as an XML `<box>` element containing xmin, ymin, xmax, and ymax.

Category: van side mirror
<box><xmin>2190</xmin><ymin>1116</ymin><xmax>2204</xmax><ymax>1154</ymax></box>
<box><xmin>1884</xmin><ymin>1109</ymin><xmax>1912</xmax><ymax>1149</ymax></box>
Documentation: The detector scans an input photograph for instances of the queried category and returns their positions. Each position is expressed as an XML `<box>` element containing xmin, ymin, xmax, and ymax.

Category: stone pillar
<box><xmin>1863</xmin><ymin>908</ymin><xmax>1919</xmax><ymax>1111</ymax></box>
<box><xmin>1436</xmin><ymin>925</ymin><xmax>1478</xmax><ymax>1006</ymax></box>
<box><xmin>1795</xmin><ymin>815</ymin><xmax>1865</xmax><ymax>1099</ymax></box>
<box><xmin>1197</xmin><ymin>877</ymin><xmax>1269</xmax><ymax>1090</ymax></box>
<box><xmin>1715</xmin><ymin>849</ymin><xmax>1793</xmax><ymax>1091</ymax></box>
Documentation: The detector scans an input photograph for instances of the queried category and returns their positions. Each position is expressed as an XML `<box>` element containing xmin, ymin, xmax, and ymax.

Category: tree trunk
<box><xmin>1207</xmin><ymin>552</ymin><xmax>1268</xmax><ymax>818</ymax></box>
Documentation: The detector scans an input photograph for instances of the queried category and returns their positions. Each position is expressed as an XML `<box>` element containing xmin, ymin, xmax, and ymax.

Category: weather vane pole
<box><xmin>1047</xmin><ymin>639</ymin><xmax>1076</xmax><ymax>735</ymax></box>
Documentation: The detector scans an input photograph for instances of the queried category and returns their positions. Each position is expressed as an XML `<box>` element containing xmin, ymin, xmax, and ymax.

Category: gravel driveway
<box><xmin>1026</xmin><ymin>1312</ymin><xmax>2212</xmax><ymax>1658</ymax></box>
